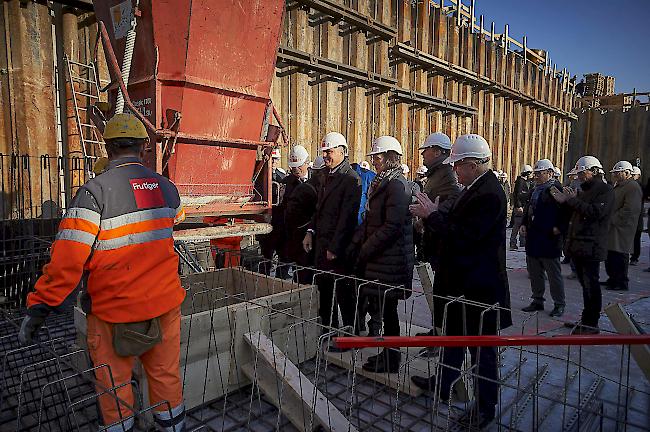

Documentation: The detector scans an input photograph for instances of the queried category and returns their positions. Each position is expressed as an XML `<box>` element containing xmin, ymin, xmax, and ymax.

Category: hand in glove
<box><xmin>18</xmin><ymin>315</ymin><xmax>46</xmax><ymax>345</ymax></box>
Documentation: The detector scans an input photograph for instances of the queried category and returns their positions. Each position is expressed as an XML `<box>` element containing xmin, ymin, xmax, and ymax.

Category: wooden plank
<box><xmin>374</xmin><ymin>0</ymin><xmax>391</xmax><ymax>137</ymax></box>
<box><xmin>395</xmin><ymin>0</ymin><xmax>411</xmax><ymax>154</ymax></box>
<box><xmin>430</xmin><ymin>6</ymin><xmax>446</xmax><ymax>135</ymax></box>
<box><xmin>244</xmin><ymin>331</ymin><xmax>357</xmax><ymax>432</ymax></box>
<box><xmin>604</xmin><ymin>304</ymin><xmax>650</xmax><ymax>383</ymax></box>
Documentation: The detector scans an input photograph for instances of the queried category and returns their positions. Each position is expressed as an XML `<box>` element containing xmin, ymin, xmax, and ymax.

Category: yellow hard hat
<box><xmin>103</xmin><ymin>113</ymin><xmax>148</xmax><ymax>140</ymax></box>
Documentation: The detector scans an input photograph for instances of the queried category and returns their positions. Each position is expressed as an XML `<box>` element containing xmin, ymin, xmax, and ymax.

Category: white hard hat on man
<box><xmin>288</xmin><ymin>145</ymin><xmax>310</xmax><ymax>168</ymax></box>
<box><xmin>444</xmin><ymin>133</ymin><xmax>491</xmax><ymax>165</ymax></box>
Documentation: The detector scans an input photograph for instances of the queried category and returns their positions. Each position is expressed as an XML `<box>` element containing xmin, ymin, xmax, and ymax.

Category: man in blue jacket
<box><xmin>352</xmin><ymin>161</ymin><xmax>376</xmax><ymax>225</ymax></box>
<box><xmin>520</xmin><ymin>159</ymin><xmax>569</xmax><ymax>317</ymax></box>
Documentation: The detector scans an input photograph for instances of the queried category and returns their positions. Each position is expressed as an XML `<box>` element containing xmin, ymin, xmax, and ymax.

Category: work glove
<box><xmin>18</xmin><ymin>315</ymin><xmax>46</xmax><ymax>346</ymax></box>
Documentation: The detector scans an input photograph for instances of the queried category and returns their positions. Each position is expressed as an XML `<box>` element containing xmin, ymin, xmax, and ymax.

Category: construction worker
<box><xmin>303</xmin><ymin>132</ymin><xmax>361</xmax><ymax>334</ymax></box>
<box><xmin>600</xmin><ymin>161</ymin><xmax>642</xmax><ymax>291</ymax></box>
<box><xmin>510</xmin><ymin>164</ymin><xmax>534</xmax><ymax>250</ymax></box>
<box><xmin>520</xmin><ymin>159</ymin><xmax>568</xmax><ymax>317</ymax></box>
<box><xmin>499</xmin><ymin>171</ymin><xmax>511</xmax><ymax>209</ymax></box>
<box><xmin>630</xmin><ymin>166</ymin><xmax>643</xmax><ymax>265</ymax></box>
<box><xmin>18</xmin><ymin>113</ymin><xmax>186</xmax><ymax>431</ymax></box>
<box><xmin>410</xmin><ymin>134</ymin><xmax>512</xmax><ymax>428</ymax></box>
<box><xmin>347</xmin><ymin>136</ymin><xmax>414</xmax><ymax>373</ymax></box>
<box><xmin>259</xmin><ymin>148</ymin><xmax>287</xmax><ymax>276</ymax></box>
<box><xmin>552</xmin><ymin>156</ymin><xmax>614</xmax><ymax>334</ymax></box>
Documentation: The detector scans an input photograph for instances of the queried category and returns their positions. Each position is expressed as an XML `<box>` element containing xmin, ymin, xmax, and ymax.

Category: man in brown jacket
<box><xmin>602</xmin><ymin>161</ymin><xmax>643</xmax><ymax>291</ymax></box>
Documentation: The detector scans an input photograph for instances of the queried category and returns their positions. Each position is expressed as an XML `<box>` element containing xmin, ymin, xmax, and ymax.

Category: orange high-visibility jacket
<box><xmin>27</xmin><ymin>157</ymin><xmax>186</xmax><ymax>323</ymax></box>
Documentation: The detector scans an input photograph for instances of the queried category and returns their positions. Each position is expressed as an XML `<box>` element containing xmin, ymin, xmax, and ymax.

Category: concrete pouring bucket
<box><xmin>92</xmin><ymin>0</ymin><xmax>285</xmax><ymax>219</ymax></box>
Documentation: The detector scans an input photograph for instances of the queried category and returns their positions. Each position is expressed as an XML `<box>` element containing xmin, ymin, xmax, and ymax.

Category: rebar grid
<box><xmin>0</xmin><ymin>245</ymin><xmax>648</xmax><ymax>431</ymax></box>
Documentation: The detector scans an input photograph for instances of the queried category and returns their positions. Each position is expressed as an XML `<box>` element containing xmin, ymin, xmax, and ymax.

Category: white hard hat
<box><xmin>368</xmin><ymin>135</ymin><xmax>403</xmax><ymax>156</ymax></box>
<box><xmin>522</xmin><ymin>164</ymin><xmax>534</xmax><ymax>173</ymax></box>
<box><xmin>312</xmin><ymin>156</ymin><xmax>326</xmax><ymax>170</ymax></box>
<box><xmin>574</xmin><ymin>155</ymin><xmax>603</xmax><ymax>174</ymax></box>
<box><xmin>533</xmin><ymin>159</ymin><xmax>554</xmax><ymax>172</ymax></box>
<box><xmin>500</xmin><ymin>171</ymin><xmax>508</xmax><ymax>178</ymax></box>
<box><xmin>419</xmin><ymin>132</ymin><xmax>452</xmax><ymax>150</ymax></box>
<box><xmin>444</xmin><ymin>134</ymin><xmax>491</xmax><ymax>164</ymax></box>
<box><xmin>321</xmin><ymin>132</ymin><xmax>347</xmax><ymax>151</ymax></box>
<box><xmin>401</xmin><ymin>163</ymin><xmax>410</xmax><ymax>174</ymax></box>
<box><xmin>553</xmin><ymin>167</ymin><xmax>561</xmax><ymax>177</ymax></box>
<box><xmin>416</xmin><ymin>165</ymin><xmax>428</xmax><ymax>175</ymax></box>
<box><xmin>493</xmin><ymin>170</ymin><xmax>500</xmax><ymax>177</ymax></box>
<box><xmin>288</xmin><ymin>145</ymin><xmax>309</xmax><ymax>168</ymax></box>
<box><xmin>360</xmin><ymin>161</ymin><xmax>370</xmax><ymax>170</ymax></box>
<box><xmin>632</xmin><ymin>166</ymin><xmax>641</xmax><ymax>176</ymax></box>
<box><xmin>610</xmin><ymin>160</ymin><xmax>634</xmax><ymax>173</ymax></box>
<box><xmin>271</xmin><ymin>148</ymin><xmax>281</xmax><ymax>159</ymax></box>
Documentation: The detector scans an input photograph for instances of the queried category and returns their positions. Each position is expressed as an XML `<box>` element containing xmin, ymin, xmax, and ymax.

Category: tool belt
<box><xmin>113</xmin><ymin>318</ymin><xmax>162</xmax><ymax>357</ymax></box>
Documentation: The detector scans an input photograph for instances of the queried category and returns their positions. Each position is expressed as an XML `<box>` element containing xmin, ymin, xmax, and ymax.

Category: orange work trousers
<box><xmin>87</xmin><ymin>306</ymin><xmax>184</xmax><ymax>431</ymax></box>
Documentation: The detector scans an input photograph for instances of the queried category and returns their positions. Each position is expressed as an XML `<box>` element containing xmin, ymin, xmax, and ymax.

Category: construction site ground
<box><xmin>2</xmin><ymin>216</ymin><xmax>649</xmax><ymax>431</ymax></box>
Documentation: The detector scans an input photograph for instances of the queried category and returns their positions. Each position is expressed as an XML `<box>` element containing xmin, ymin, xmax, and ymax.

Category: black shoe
<box><xmin>521</xmin><ymin>303</ymin><xmax>544</xmax><ymax>312</ymax></box>
<box><xmin>599</xmin><ymin>280</ymin><xmax>612</xmax><ymax>286</ymax></box>
<box><xmin>549</xmin><ymin>305</ymin><xmax>565</xmax><ymax>317</ymax></box>
<box><xmin>362</xmin><ymin>350</ymin><xmax>401</xmax><ymax>373</ymax></box>
<box><xmin>410</xmin><ymin>376</ymin><xmax>451</xmax><ymax>401</ymax></box>
<box><xmin>564</xmin><ymin>321</ymin><xmax>580</xmax><ymax>328</ymax></box>
<box><xmin>571</xmin><ymin>324</ymin><xmax>600</xmax><ymax>335</ymax></box>
<box><xmin>561</xmin><ymin>257</ymin><xmax>571</xmax><ymax>264</ymax></box>
<box><xmin>630</xmin><ymin>259</ymin><xmax>638</xmax><ymax>266</ymax></box>
<box><xmin>509</xmin><ymin>245</ymin><xmax>518</xmax><ymax>251</ymax></box>
<box><xmin>416</xmin><ymin>329</ymin><xmax>435</xmax><ymax>337</ymax></box>
<box><xmin>644</xmin><ymin>267</ymin><xmax>650</xmax><ymax>273</ymax></box>
<box><xmin>605</xmin><ymin>285</ymin><xmax>628</xmax><ymax>291</ymax></box>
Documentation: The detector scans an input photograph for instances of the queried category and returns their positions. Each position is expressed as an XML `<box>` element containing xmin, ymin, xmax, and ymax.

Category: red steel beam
<box><xmin>333</xmin><ymin>335</ymin><xmax>650</xmax><ymax>349</ymax></box>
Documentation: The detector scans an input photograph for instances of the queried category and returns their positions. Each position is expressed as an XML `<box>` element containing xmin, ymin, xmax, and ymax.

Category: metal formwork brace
<box><xmin>276</xmin><ymin>46</ymin><xmax>396</xmax><ymax>93</ymax></box>
<box><xmin>390</xmin><ymin>42</ymin><xmax>578</xmax><ymax>120</ymax></box>
<box><xmin>389</xmin><ymin>88</ymin><xmax>477</xmax><ymax>117</ymax></box>
<box><xmin>286</xmin><ymin>0</ymin><xmax>397</xmax><ymax>43</ymax></box>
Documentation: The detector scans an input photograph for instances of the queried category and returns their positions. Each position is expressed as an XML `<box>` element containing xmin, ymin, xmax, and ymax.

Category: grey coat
<box><xmin>607</xmin><ymin>179</ymin><xmax>643</xmax><ymax>254</ymax></box>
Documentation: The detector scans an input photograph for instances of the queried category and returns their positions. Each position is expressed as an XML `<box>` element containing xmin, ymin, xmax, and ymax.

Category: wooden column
<box><xmin>349</xmin><ymin>0</ymin><xmax>370</xmax><ymax>162</ymax></box>
<box><xmin>290</xmin><ymin>8</ymin><xmax>313</xmax><ymax>154</ymax></box>
<box><xmin>431</xmin><ymin>7</ymin><xmax>447</xmax><ymax>134</ymax></box>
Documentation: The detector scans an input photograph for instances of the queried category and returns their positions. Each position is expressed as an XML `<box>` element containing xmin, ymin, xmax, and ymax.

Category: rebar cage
<box><xmin>1</xmin><ymin>243</ymin><xmax>649</xmax><ymax>431</ymax></box>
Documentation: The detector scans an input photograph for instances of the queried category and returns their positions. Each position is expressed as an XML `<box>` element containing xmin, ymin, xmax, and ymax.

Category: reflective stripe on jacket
<box><xmin>27</xmin><ymin>157</ymin><xmax>186</xmax><ymax>323</ymax></box>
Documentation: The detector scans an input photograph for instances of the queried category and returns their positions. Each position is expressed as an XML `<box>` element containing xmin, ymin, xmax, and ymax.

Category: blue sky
<box><xmin>471</xmin><ymin>0</ymin><xmax>650</xmax><ymax>93</ymax></box>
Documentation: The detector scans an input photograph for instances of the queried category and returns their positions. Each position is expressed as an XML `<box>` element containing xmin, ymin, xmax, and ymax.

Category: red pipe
<box><xmin>333</xmin><ymin>335</ymin><xmax>650</xmax><ymax>349</ymax></box>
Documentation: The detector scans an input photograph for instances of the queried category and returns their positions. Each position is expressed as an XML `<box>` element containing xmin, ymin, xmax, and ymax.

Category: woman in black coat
<box><xmin>348</xmin><ymin>136</ymin><xmax>415</xmax><ymax>373</ymax></box>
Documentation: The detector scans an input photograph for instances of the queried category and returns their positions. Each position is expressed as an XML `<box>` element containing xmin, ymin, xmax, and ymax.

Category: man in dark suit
<box><xmin>303</xmin><ymin>132</ymin><xmax>362</xmax><ymax>332</ymax></box>
<box><xmin>409</xmin><ymin>134</ymin><xmax>512</xmax><ymax>428</ymax></box>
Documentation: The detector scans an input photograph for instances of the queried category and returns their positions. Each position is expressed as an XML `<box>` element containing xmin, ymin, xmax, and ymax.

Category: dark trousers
<box><xmin>526</xmin><ymin>255</ymin><xmax>565</xmax><ymax>307</ymax></box>
<box><xmin>439</xmin><ymin>345</ymin><xmax>498</xmax><ymax>415</ymax></box>
<box><xmin>604</xmin><ymin>250</ymin><xmax>630</xmax><ymax>290</ymax></box>
<box><xmin>573</xmin><ymin>258</ymin><xmax>602</xmax><ymax>327</ymax></box>
<box><xmin>510</xmin><ymin>215</ymin><xmax>526</xmax><ymax>247</ymax></box>
<box><xmin>631</xmin><ymin>230</ymin><xmax>642</xmax><ymax>262</ymax></box>
<box><xmin>365</xmin><ymin>290</ymin><xmax>400</xmax><ymax>337</ymax></box>
<box><xmin>315</xmin><ymin>272</ymin><xmax>358</xmax><ymax>331</ymax></box>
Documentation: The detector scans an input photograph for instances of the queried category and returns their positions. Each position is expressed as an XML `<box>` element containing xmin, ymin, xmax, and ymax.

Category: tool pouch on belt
<box><xmin>113</xmin><ymin>318</ymin><xmax>162</xmax><ymax>357</ymax></box>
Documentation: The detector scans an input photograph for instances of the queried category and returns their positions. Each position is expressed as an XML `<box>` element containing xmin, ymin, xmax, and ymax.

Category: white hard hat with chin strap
<box><xmin>288</xmin><ymin>145</ymin><xmax>310</xmax><ymax>168</ymax></box>
<box><xmin>368</xmin><ymin>135</ymin><xmax>403</xmax><ymax>156</ymax></box>
<box><xmin>533</xmin><ymin>159</ymin><xmax>554</xmax><ymax>172</ymax></box>
<box><xmin>321</xmin><ymin>132</ymin><xmax>348</xmax><ymax>151</ymax></box>
<box><xmin>610</xmin><ymin>160</ymin><xmax>633</xmax><ymax>173</ymax></box>
<box><xmin>419</xmin><ymin>132</ymin><xmax>452</xmax><ymax>150</ymax></box>
<box><xmin>573</xmin><ymin>155</ymin><xmax>603</xmax><ymax>174</ymax></box>
<box><xmin>444</xmin><ymin>134</ymin><xmax>491</xmax><ymax>165</ymax></box>
<box><xmin>631</xmin><ymin>166</ymin><xmax>641</xmax><ymax>176</ymax></box>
